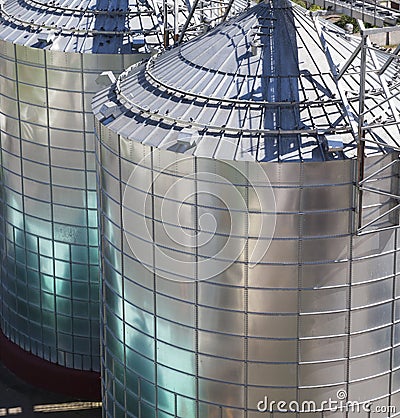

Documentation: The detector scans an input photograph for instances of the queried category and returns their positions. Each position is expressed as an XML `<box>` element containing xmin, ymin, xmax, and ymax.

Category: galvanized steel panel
<box><xmin>94</xmin><ymin>1</ymin><xmax>400</xmax><ymax>417</ymax></box>
<box><xmin>0</xmin><ymin>38</ymin><xmax>143</xmax><ymax>373</ymax></box>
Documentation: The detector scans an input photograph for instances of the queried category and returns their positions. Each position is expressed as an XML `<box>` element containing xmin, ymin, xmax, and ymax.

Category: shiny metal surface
<box><xmin>94</xmin><ymin>1</ymin><xmax>400</xmax><ymax>416</ymax></box>
<box><xmin>0</xmin><ymin>40</ymin><xmax>145</xmax><ymax>371</ymax></box>
<box><xmin>96</xmin><ymin>128</ymin><xmax>400</xmax><ymax>416</ymax></box>
<box><xmin>0</xmin><ymin>0</ymin><xmax>247</xmax><ymax>53</ymax></box>
<box><xmin>92</xmin><ymin>2</ymin><xmax>400</xmax><ymax>162</ymax></box>
<box><xmin>0</xmin><ymin>0</ymin><xmax>244</xmax><ymax>375</ymax></box>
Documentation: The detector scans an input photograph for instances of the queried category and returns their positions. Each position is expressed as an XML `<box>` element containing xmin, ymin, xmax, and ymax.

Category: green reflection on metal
<box><xmin>0</xmin><ymin>191</ymin><xmax>100</xmax><ymax>366</ymax></box>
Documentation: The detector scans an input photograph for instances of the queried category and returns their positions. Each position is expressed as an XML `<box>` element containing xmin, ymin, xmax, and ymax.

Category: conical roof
<box><xmin>93</xmin><ymin>0</ymin><xmax>400</xmax><ymax>161</ymax></box>
<box><xmin>0</xmin><ymin>0</ymin><xmax>236</xmax><ymax>53</ymax></box>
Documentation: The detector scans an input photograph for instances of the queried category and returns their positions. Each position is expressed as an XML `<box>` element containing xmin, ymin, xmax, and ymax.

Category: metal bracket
<box><xmin>314</xmin><ymin>16</ymin><xmax>400</xmax><ymax>234</ymax></box>
<box><xmin>356</xmin><ymin>22</ymin><xmax>400</xmax><ymax>234</ymax></box>
<box><xmin>357</xmin><ymin>155</ymin><xmax>400</xmax><ymax>234</ymax></box>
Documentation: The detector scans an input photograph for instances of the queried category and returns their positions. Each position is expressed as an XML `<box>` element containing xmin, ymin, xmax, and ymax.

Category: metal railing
<box><xmin>314</xmin><ymin>16</ymin><xmax>400</xmax><ymax>234</ymax></box>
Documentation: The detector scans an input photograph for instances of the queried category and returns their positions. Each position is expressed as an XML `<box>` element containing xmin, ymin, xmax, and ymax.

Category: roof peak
<box><xmin>93</xmin><ymin>2</ymin><xmax>400</xmax><ymax>162</ymax></box>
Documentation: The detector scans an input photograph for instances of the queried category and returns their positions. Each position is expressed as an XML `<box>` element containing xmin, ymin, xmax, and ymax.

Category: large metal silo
<box><xmin>0</xmin><ymin>0</ymin><xmax>244</xmax><ymax>397</ymax></box>
<box><xmin>94</xmin><ymin>0</ymin><xmax>400</xmax><ymax>416</ymax></box>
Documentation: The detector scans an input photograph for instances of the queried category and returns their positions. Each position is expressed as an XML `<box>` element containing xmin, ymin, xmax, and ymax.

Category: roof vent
<box><xmin>251</xmin><ymin>39</ymin><xmax>260</xmax><ymax>56</ymax></box>
<box><xmin>37</xmin><ymin>29</ymin><xmax>55</xmax><ymax>44</ymax></box>
<box><xmin>324</xmin><ymin>134</ymin><xmax>344</xmax><ymax>153</ymax></box>
<box><xmin>132</xmin><ymin>35</ymin><xmax>145</xmax><ymax>50</ymax></box>
<box><xmin>177</xmin><ymin>128</ymin><xmax>199</xmax><ymax>148</ymax></box>
<box><xmin>344</xmin><ymin>23</ymin><xmax>354</xmax><ymax>34</ymax></box>
<box><xmin>100</xmin><ymin>102</ymin><xmax>119</xmax><ymax>119</ymax></box>
<box><xmin>96</xmin><ymin>71</ymin><xmax>116</xmax><ymax>87</ymax></box>
<box><xmin>344</xmin><ymin>23</ymin><xmax>353</xmax><ymax>41</ymax></box>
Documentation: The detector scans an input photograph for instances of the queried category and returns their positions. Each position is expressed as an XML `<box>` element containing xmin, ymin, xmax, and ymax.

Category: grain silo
<box><xmin>0</xmin><ymin>0</ymin><xmax>245</xmax><ymax>398</ymax></box>
<box><xmin>93</xmin><ymin>0</ymin><xmax>400</xmax><ymax>415</ymax></box>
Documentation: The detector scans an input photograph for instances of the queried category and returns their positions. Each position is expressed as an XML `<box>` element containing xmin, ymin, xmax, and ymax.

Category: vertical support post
<box><xmin>357</xmin><ymin>31</ymin><xmax>368</xmax><ymax>230</ymax></box>
<box><xmin>163</xmin><ymin>0</ymin><xmax>169</xmax><ymax>47</ymax></box>
<box><xmin>174</xmin><ymin>0</ymin><xmax>179</xmax><ymax>42</ymax></box>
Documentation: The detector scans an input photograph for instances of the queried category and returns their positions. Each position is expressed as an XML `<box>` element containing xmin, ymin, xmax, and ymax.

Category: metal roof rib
<box><xmin>93</xmin><ymin>0</ymin><xmax>400</xmax><ymax>162</ymax></box>
<box><xmin>0</xmin><ymin>0</ymin><xmax>246</xmax><ymax>53</ymax></box>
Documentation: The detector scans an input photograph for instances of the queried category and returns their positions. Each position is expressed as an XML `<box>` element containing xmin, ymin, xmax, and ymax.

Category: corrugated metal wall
<box><xmin>96</xmin><ymin>127</ymin><xmax>400</xmax><ymax>417</ymax></box>
<box><xmin>0</xmin><ymin>41</ymin><xmax>143</xmax><ymax>371</ymax></box>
